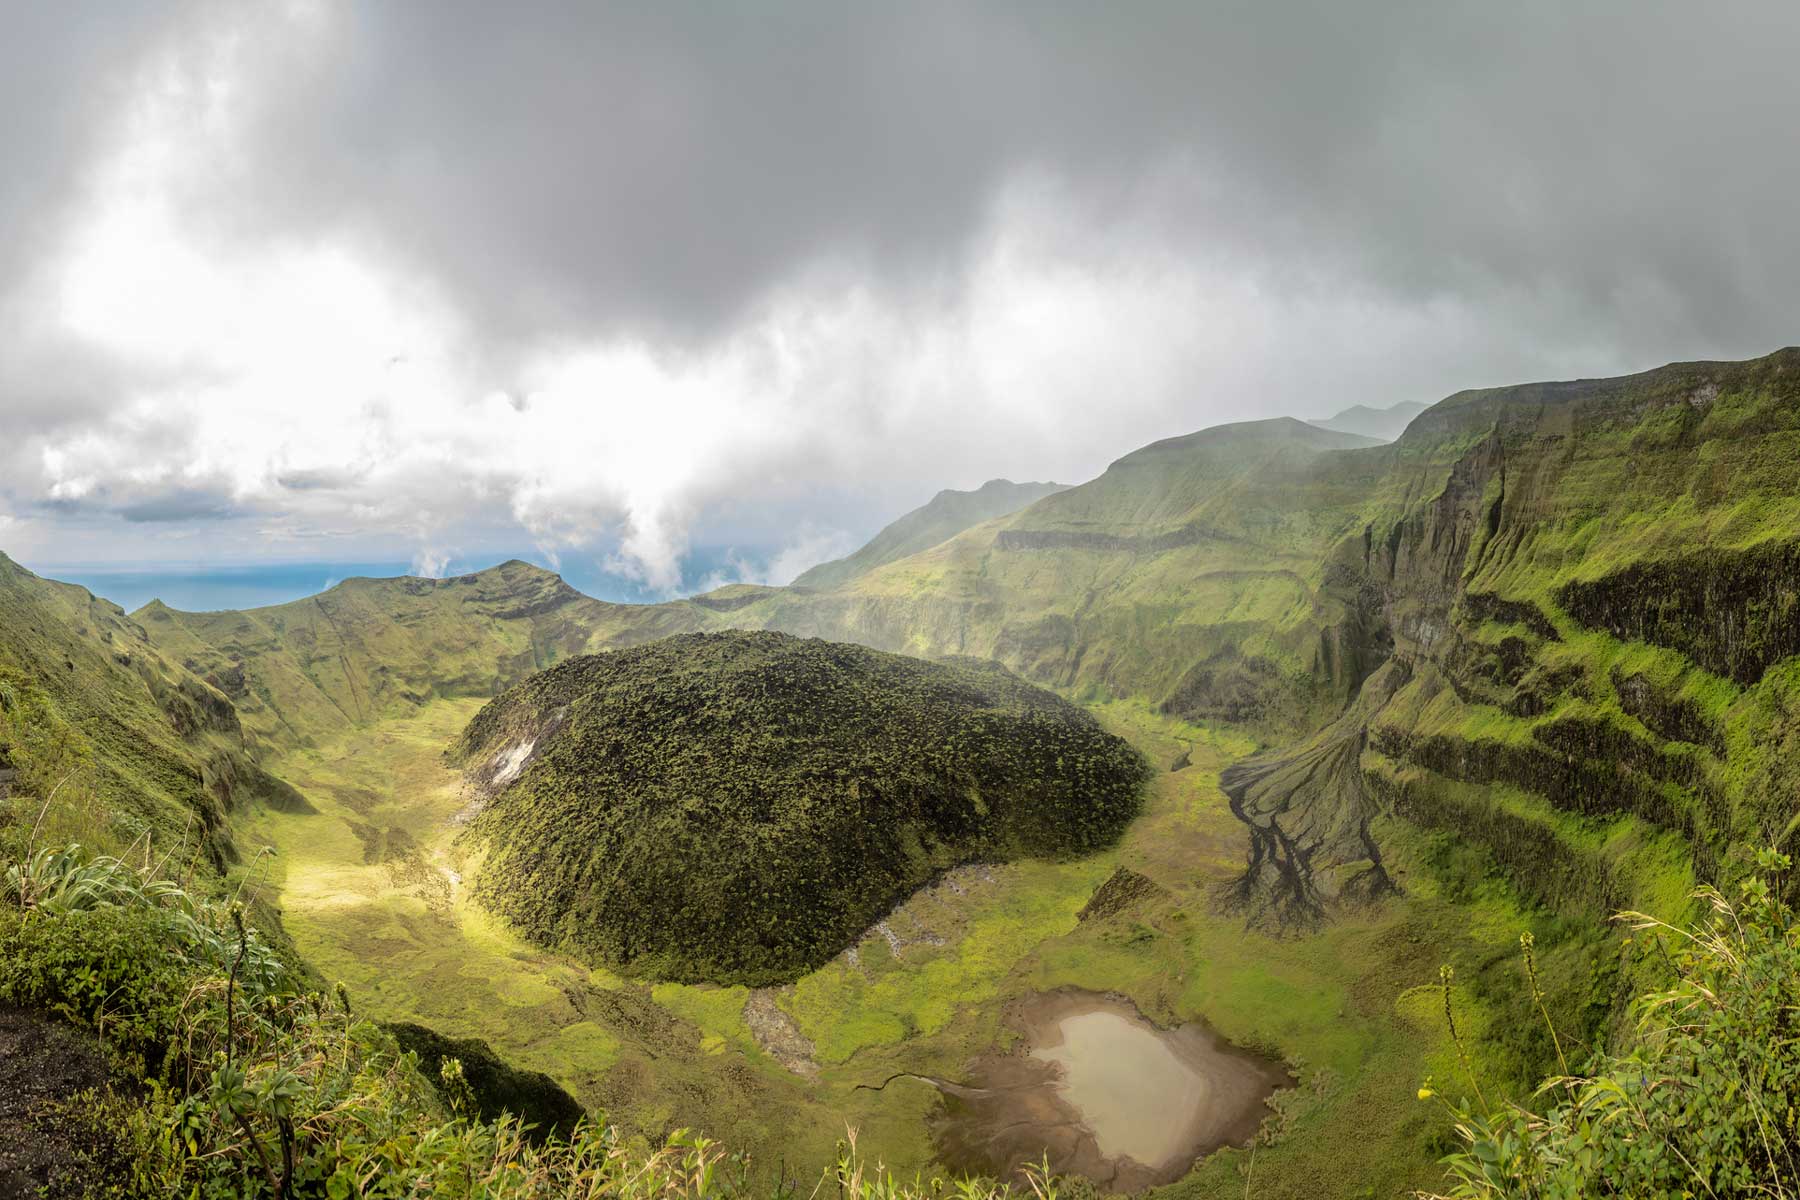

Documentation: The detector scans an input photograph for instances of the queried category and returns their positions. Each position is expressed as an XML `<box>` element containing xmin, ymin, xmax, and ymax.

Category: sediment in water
<box><xmin>929</xmin><ymin>989</ymin><xmax>1291</xmax><ymax>1191</ymax></box>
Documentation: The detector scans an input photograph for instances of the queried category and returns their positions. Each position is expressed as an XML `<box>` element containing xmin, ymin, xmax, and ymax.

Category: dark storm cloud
<box><xmin>15</xmin><ymin>483</ymin><xmax>250</xmax><ymax>525</ymax></box>
<box><xmin>4</xmin><ymin>1</ymin><xmax>1799</xmax><ymax>576</ymax></box>
<box><xmin>181</xmin><ymin>0</ymin><xmax>1800</xmax><ymax>360</ymax></box>
<box><xmin>3</xmin><ymin>1</ymin><xmax>1796</xmax><ymax>367</ymax></box>
<box><xmin>0</xmin><ymin>4</ymin><xmax>154</xmax><ymax>271</ymax></box>
<box><xmin>276</xmin><ymin>467</ymin><xmax>363</xmax><ymax>492</ymax></box>
<box><xmin>118</xmin><ymin>488</ymin><xmax>250</xmax><ymax>523</ymax></box>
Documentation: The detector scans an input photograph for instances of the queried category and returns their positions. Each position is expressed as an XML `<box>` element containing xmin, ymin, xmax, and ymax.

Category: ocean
<box><xmin>30</xmin><ymin>561</ymin><xmax>418</xmax><ymax>614</ymax></box>
<box><xmin>23</xmin><ymin>545</ymin><xmax>781</xmax><ymax>614</ymax></box>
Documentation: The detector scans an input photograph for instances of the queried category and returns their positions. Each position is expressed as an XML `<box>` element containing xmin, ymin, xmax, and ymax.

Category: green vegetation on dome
<box><xmin>454</xmin><ymin>631</ymin><xmax>1149</xmax><ymax>984</ymax></box>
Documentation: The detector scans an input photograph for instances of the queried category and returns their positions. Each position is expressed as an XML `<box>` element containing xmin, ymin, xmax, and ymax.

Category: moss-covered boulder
<box><xmin>453</xmin><ymin>631</ymin><xmax>1148</xmax><ymax>985</ymax></box>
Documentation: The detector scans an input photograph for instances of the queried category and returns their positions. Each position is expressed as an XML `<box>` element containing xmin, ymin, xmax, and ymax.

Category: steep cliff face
<box><xmin>1242</xmin><ymin>348</ymin><xmax>1800</xmax><ymax>925</ymax></box>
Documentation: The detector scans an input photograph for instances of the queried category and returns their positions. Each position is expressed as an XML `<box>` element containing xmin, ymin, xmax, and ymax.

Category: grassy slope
<box><xmin>750</xmin><ymin>419</ymin><xmax>1403</xmax><ymax>731</ymax></box>
<box><xmin>792</xmin><ymin>478</ymin><xmax>1068</xmax><ymax>589</ymax></box>
<box><xmin>0</xmin><ymin>552</ymin><xmax>289</xmax><ymax>872</ymax></box>
<box><xmin>453</xmin><ymin>631</ymin><xmax>1148</xmax><ymax>984</ymax></box>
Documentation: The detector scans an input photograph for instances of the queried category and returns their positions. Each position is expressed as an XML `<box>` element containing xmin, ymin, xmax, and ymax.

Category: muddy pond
<box><xmin>926</xmin><ymin>989</ymin><xmax>1291</xmax><ymax>1191</ymax></box>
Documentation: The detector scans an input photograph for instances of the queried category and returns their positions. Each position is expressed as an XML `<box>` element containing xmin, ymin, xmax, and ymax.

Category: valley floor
<box><xmin>247</xmin><ymin>700</ymin><xmax>1563</xmax><ymax>1198</ymax></box>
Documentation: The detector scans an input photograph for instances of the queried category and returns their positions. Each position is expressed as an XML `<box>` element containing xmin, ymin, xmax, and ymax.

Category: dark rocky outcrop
<box><xmin>1560</xmin><ymin>540</ymin><xmax>1800</xmax><ymax>686</ymax></box>
<box><xmin>1221</xmin><ymin>661</ymin><xmax>1409</xmax><ymax>928</ymax></box>
<box><xmin>1077</xmin><ymin>866</ymin><xmax>1169</xmax><ymax>922</ymax></box>
<box><xmin>1460</xmin><ymin>592</ymin><xmax>1560</xmax><ymax>642</ymax></box>
<box><xmin>1611</xmin><ymin>669</ymin><xmax>1726</xmax><ymax>756</ymax></box>
<box><xmin>1163</xmin><ymin>649</ymin><xmax>1288</xmax><ymax>725</ymax></box>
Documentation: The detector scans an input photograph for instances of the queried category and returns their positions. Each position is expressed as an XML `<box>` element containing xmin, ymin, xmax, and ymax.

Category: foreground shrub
<box><xmin>1427</xmin><ymin>850</ymin><xmax>1800</xmax><ymax>1199</ymax></box>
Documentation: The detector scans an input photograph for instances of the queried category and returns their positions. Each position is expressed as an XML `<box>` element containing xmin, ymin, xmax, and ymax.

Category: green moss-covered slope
<box><xmin>453</xmin><ymin>631</ymin><xmax>1148</xmax><ymax>985</ymax></box>
<box><xmin>747</xmin><ymin>418</ymin><xmax>1401</xmax><ymax>732</ymax></box>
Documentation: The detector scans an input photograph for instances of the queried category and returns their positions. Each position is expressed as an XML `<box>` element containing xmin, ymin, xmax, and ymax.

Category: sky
<box><xmin>2</xmin><ymin>2</ymin><xmax>1798</xmax><ymax>603</ymax></box>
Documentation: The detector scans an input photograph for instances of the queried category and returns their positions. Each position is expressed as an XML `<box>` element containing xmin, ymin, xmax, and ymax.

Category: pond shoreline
<box><xmin>929</xmin><ymin>988</ymin><xmax>1293</xmax><ymax>1191</ymax></box>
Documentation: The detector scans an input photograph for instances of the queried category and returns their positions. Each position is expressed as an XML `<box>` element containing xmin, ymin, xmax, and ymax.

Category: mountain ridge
<box><xmin>792</xmin><ymin>478</ymin><xmax>1067</xmax><ymax>590</ymax></box>
<box><xmin>1308</xmin><ymin>399</ymin><xmax>1428</xmax><ymax>441</ymax></box>
<box><xmin>80</xmin><ymin>346</ymin><xmax>1800</xmax><ymax>939</ymax></box>
<box><xmin>0</xmin><ymin>550</ymin><xmax>302</xmax><ymax>875</ymax></box>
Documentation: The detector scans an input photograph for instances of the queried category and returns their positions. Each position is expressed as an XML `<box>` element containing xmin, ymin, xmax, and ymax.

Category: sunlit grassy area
<box><xmin>241</xmin><ymin>693</ymin><xmax>1589</xmax><ymax>1196</ymax></box>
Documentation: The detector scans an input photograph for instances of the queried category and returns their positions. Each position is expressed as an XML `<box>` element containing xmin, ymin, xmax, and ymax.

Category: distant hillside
<box><xmin>453</xmin><ymin>631</ymin><xmax>1148</xmax><ymax>984</ymax></box>
<box><xmin>1308</xmin><ymin>399</ymin><xmax>1428</xmax><ymax>441</ymax></box>
<box><xmin>792</xmin><ymin>478</ymin><xmax>1066</xmax><ymax>589</ymax></box>
<box><xmin>130</xmin><ymin>559</ymin><xmax>721</xmax><ymax>747</ymax></box>
<box><xmin>746</xmin><ymin>418</ymin><xmax>1391</xmax><ymax>731</ymax></box>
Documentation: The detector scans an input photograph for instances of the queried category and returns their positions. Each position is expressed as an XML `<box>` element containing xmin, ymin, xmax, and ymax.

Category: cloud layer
<box><xmin>2</xmin><ymin>2</ymin><xmax>1797</xmax><ymax>591</ymax></box>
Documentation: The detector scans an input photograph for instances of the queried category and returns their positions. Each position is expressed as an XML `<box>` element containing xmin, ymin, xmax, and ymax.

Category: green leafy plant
<box><xmin>1424</xmin><ymin>850</ymin><xmax>1800</xmax><ymax>1198</ymax></box>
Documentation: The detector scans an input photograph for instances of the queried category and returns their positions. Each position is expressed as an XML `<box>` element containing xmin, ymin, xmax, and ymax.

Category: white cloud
<box><xmin>7</xmin><ymin>114</ymin><xmax>1625</xmax><ymax>589</ymax></box>
<box><xmin>695</xmin><ymin>526</ymin><xmax>859</xmax><ymax>594</ymax></box>
<box><xmin>764</xmin><ymin>529</ymin><xmax>858</xmax><ymax>586</ymax></box>
<box><xmin>409</xmin><ymin>548</ymin><xmax>453</xmax><ymax>579</ymax></box>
